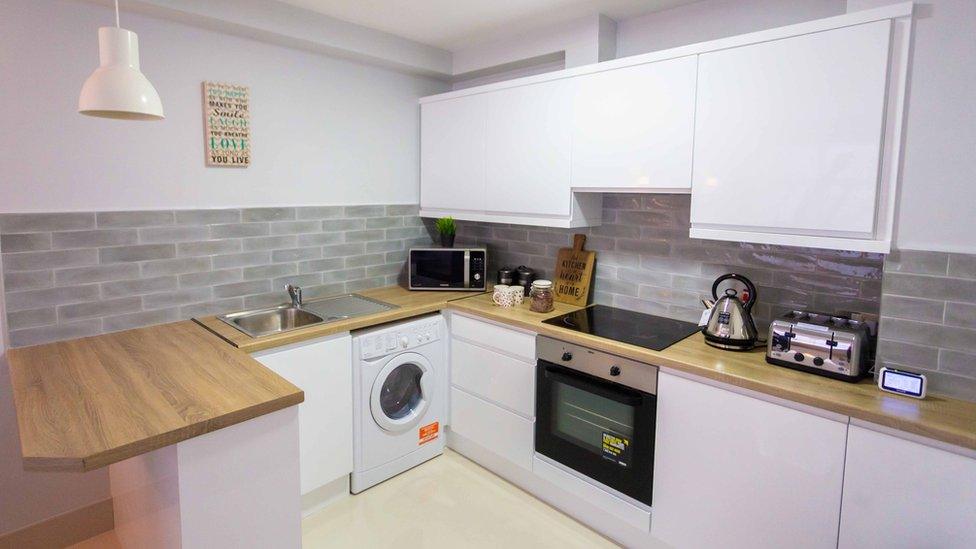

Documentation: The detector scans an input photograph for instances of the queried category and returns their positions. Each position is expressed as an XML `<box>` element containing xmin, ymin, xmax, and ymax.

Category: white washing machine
<box><xmin>351</xmin><ymin>313</ymin><xmax>447</xmax><ymax>493</ymax></box>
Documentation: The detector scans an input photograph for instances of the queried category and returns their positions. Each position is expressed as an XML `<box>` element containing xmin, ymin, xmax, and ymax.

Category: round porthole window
<box><xmin>370</xmin><ymin>353</ymin><xmax>432</xmax><ymax>432</ymax></box>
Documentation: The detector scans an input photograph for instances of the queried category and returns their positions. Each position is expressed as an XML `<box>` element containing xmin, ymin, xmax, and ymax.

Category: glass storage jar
<box><xmin>529</xmin><ymin>279</ymin><xmax>555</xmax><ymax>313</ymax></box>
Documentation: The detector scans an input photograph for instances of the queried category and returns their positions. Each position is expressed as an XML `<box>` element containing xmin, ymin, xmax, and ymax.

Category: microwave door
<box><xmin>412</xmin><ymin>250</ymin><xmax>466</xmax><ymax>288</ymax></box>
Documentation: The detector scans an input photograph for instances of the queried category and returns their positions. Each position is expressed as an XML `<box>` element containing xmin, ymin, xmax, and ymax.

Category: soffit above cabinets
<box><xmin>276</xmin><ymin>0</ymin><xmax>697</xmax><ymax>51</ymax></box>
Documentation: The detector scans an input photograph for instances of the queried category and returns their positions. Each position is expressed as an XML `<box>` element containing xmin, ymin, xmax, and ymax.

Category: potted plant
<box><xmin>435</xmin><ymin>216</ymin><xmax>456</xmax><ymax>248</ymax></box>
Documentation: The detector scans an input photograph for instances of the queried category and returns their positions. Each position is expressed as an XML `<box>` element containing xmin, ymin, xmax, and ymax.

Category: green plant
<box><xmin>435</xmin><ymin>216</ymin><xmax>456</xmax><ymax>236</ymax></box>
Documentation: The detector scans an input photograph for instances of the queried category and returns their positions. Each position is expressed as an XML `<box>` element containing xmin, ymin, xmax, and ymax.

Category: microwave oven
<box><xmin>408</xmin><ymin>248</ymin><xmax>486</xmax><ymax>291</ymax></box>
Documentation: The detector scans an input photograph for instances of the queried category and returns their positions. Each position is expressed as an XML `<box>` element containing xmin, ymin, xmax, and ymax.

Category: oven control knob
<box><xmin>813</xmin><ymin>357</ymin><xmax>825</xmax><ymax>366</ymax></box>
<box><xmin>794</xmin><ymin>352</ymin><xmax>805</xmax><ymax>362</ymax></box>
<box><xmin>610</xmin><ymin>365</ymin><xmax>621</xmax><ymax>376</ymax></box>
<box><xmin>561</xmin><ymin>352</ymin><xmax>573</xmax><ymax>361</ymax></box>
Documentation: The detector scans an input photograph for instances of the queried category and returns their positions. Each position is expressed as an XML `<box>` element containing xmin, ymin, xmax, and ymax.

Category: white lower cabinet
<box><xmin>450</xmin><ymin>387</ymin><xmax>535</xmax><ymax>470</ymax></box>
<box><xmin>451</xmin><ymin>337</ymin><xmax>534</xmax><ymax>417</ymax></box>
<box><xmin>651</xmin><ymin>371</ymin><xmax>848</xmax><ymax>549</ymax></box>
<box><xmin>448</xmin><ymin>314</ymin><xmax>536</xmax><ymax>469</ymax></box>
<box><xmin>838</xmin><ymin>425</ymin><xmax>976</xmax><ymax>549</ymax></box>
<box><xmin>252</xmin><ymin>333</ymin><xmax>353</xmax><ymax>495</ymax></box>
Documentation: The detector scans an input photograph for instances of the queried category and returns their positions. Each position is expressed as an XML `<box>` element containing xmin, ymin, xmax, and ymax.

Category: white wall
<box><xmin>452</xmin><ymin>14</ymin><xmax>616</xmax><ymax>77</ymax></box>
<box><xmin>616</xmin><ymin>0</ymin><xmax>846</xmax><ymax>56</ymax></box>
<box><xmin>846</xmin><ymin>0</ymin><xmax>976</xmax><ymax>253</ymax></box>
<box><xmin>0</xmin><ymin>0</ymin><xmax>447</xmax><ymax>214</ymax></box>
<box><xmin>0</xmin><ymin>0</ymin><xmax>445</xmax><ymax>536</ymax></box>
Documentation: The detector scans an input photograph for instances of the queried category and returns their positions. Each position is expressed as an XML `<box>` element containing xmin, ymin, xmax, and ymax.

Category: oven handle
<box><xmin>543</xmin><ymin>364</ymin><xmax>644</xmax><ymax>406</ymax></box>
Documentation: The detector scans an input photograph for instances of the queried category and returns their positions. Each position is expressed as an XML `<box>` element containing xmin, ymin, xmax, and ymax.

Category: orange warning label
<box><xmin>419</xmin><ymin>421</ymin><xmax>439</xmax><ymax>445</ymax></box>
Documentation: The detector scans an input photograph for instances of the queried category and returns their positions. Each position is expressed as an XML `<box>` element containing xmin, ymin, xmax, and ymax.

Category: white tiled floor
<box><xmin>72</xmin><ymin>449</ymin><xmax>617</xmax><ymax>548</ymax></box>
<box><xmin>304</xmin><ymin>449</ymin><xmax>617</xmax><ymax>548</ymax></box>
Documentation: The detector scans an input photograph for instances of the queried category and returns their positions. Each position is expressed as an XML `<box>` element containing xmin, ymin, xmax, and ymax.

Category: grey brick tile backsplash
<box><xmin>4</xmin><ymin>200</ymin><xmax>972</xmax><ymax>402</ymax></box>
<box><xmin>452</xmin><ymin>194</ymin><xmax>884</xmax><ymax>331</ymax></box>
<box><xmin>875</xmin><ymin>249</ymin><xmax>976</xmax><ymax>401</ymax></box>
<box><xmin>0</xmin><ymin>204</ymin><xmax>431</xmax><ymax>347</ymax></box>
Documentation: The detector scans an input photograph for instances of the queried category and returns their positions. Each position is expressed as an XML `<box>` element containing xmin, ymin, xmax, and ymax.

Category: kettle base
<box><xmin>703</xmin><ymin>337</ymin><xmax>759</xmax><ymax>352</ymax></box>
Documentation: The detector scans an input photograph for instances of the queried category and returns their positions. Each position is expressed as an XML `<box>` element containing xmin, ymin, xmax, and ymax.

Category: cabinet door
<box><xmin>690</xmin><ymin>20</ymin><xmax>891</xmax><ymax>236</ymax></box>
<box><xmin>572</xmin><ymin>56</ymin><xmax>697</xmax><ymax>190</ymax></box>
<box><xmin>652</xmin><ymin>372</ymin><xmax>847</xmax><ymax>549</ymax></box>
<box><xmin>485</xmin><ymin>79</ymin><xmax>573</xmax><ymax>217</ymax></box>
<box><xmin>421</xmin><ymin>94</ymin><xmax>486</xmax><ymax>213</ymax></box>
<box><xmin>253</xmin><ymin>334</ymin><xmax>352</xmax><ymax>495</ymax></box>
<box><xmin>839</xmin><ymin>425</ymin><xmax>976</xmax><ymax>549</ymax></box>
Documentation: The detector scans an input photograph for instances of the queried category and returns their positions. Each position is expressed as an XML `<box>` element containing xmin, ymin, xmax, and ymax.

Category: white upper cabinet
<box><xmin>571</xmin><ymin>56</ymin><xmax>698</xmax><ymax>191</ymax></box>
<box><xmin>838</xmin><ymin>425</ymin><xmax>976</xmax><ymax>549</ymax></box>
<box><xmin>652</xmin><ymin>371</ymin><xmax>848</xmax><ymax>549</ymax></box>
<box><xmin>420</xmin><ymin>94</ymin><xmax>487</xmax><ymax>213</ymax></box>
<box><xmin>485</xmin><ymin>79</ymin><xmax>574</xmax><ymax>217</ymax></box>
<box><xmin>690</xmin><ymin>20</ymin><xmax>894</xmax><ymax>250</ymax></box>
<box><xmin>418</xmin><ymin>3</ymin><xmax>912</xmax><ymax>242</ymax></box>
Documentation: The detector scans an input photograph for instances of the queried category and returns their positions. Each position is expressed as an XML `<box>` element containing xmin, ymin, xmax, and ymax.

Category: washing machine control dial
<box><xmin>400</xmin><ymin>336</ymin><xmax>409</xmax><ymax>349</ymax></box>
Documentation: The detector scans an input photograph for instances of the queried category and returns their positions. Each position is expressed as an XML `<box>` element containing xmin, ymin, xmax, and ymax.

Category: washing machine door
<box><xmin>370</xmin><ymin>352</ymin><xmax>434</xmax><ymax>433</ymax></box>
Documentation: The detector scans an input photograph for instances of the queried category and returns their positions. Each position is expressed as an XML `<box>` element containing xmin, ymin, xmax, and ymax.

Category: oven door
<box><xmin>409</xmin><ymin>249</ymin><xmax>467</xmax><ymax>289</ymax></box>
<box><xmin>535</xmin><ymin>360</ymin><xmax>656</xmax><ymax>506</ymax></box>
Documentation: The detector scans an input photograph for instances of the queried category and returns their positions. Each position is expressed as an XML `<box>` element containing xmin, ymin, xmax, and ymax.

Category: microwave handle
<box><xmin>543</xmin><ymin>364</ymin><xmax>644</xmax><ymax>406</ymax></box>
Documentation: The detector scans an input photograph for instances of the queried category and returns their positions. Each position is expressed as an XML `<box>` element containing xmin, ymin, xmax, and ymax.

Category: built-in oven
<box><xmin>535</xmin><ymin>336</ymin><xmax>658</xmax><ymax>507</ymax></box>
<box><xmin>408</xmin><ymin>248</ymin><xmax>486</xmax><ymax>291</ymax></box>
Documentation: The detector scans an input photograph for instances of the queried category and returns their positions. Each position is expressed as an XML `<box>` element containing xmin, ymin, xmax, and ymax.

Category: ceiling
<box><xmin>276</xmin><ymin>0</ymin><xmax>698</xmax><ymax>51</ymax></box>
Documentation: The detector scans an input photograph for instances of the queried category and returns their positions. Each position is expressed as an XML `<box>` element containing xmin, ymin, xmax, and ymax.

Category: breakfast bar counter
<box><xmin>7</xmin><ymin>320</ymin><xmax>307</xmax><ymax>547</ymax></box>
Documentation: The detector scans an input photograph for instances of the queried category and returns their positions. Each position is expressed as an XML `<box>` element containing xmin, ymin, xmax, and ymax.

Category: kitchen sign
<box><xmin>553</xmin><ymin>233</ymin><xmax>595</xmax><ymax>306</ymax></box>
<box><xmin>203</xmin><ymin>82</ymin><xmax>250</xmax><ymax>167</ymax></box>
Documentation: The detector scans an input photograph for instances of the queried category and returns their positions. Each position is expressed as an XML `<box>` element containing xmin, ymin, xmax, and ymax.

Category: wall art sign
<box><xmin>203</xmin><ymin>81</ymin><xmax>250</xmax><ymax>167</ymax></box>
<box><xmin>553</xmin><ymin>233</ymin><xmax>596</xmax><ymax>306</ymax></box>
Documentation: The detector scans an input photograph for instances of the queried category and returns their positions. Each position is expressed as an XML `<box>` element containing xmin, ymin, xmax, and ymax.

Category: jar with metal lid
<box><xmin>497</xmin><ymin>267</ymin><xmax>514</xmax><ymax>286</ymax></box>
<box><xmin>529</xmin><ymin>279</ymin><xmax>554</xmax><ymax>313</ymax></box>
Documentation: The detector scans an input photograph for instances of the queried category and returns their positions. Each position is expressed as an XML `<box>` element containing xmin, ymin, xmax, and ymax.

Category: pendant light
<box><xmin>78</xmin><ymin>0</ymin><xmax>164</xmax><ymax>120</ymax></box>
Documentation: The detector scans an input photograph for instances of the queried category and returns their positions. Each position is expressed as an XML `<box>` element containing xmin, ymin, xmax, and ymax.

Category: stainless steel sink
<box><xmin>216</xmin><ymin>293</ymin><xmax>397</xmax><ymax>338</ymax></box>
<box><xmin>219</xmin><ymin>305</ymin><xmax>325</xmax><ymax>338</ymax></box>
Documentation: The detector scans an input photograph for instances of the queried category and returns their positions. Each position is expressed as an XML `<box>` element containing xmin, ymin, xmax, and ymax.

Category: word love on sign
<box><xmin>553</xmin><ymin>234</ymin><xmax>596</xmax><ymax>306</ymax></box>
<box><xmin>203</xmin><ymin>82</ymin><xmax>250</xmax><ymax>167</ymax></box>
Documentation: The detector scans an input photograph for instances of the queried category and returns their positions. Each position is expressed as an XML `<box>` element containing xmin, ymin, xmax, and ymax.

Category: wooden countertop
<box><xmin>195</xmin><ymin>285</ymin><xmax>481</xmax><ymax>352</ymax></box>
<box><xmin>448</xmin><ymin>294</ymin><xmax>976</xmax><ymax>451</ymax></box>
<box><xmin>11</xmin><ymin>284</ymin><xmax>974</xmax><ymax>474</ymax></box>
<box><xmin>7</xmin><ymin>321</ymin><xmax>303</xmax><ymax>472</ymax></box>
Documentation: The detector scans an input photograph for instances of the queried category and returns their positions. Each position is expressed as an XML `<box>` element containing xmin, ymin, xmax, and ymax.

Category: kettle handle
<box><xmin>711</xmin><ymin>273</ymin><xmax>758</xmax><ymax>312</ymax></box>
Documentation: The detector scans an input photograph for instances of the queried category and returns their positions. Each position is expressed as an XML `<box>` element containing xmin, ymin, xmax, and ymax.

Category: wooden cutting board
<box><xmin>554</xmin><ymin>234</ymin><xmax>596</xmax><ymax>306</ymax></box>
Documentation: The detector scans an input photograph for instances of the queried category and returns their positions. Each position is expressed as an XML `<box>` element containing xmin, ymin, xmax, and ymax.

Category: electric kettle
<box><xmin>702</xmin><ymin>273</ymin><xmax>760</xmax><ymax>351</ymax></box>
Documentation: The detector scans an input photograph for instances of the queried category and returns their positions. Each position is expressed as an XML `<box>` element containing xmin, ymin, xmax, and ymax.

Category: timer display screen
<box><xmin>881</xmin><ymin>370</ymin><xmax>923</xmax><ymax>396</ymax></box>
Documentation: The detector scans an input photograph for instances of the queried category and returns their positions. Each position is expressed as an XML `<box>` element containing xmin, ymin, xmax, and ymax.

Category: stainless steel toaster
<box><xmin>765</xmin><ymin>310</ymin><xmax>875</xmax><ymax>382</ymax></box>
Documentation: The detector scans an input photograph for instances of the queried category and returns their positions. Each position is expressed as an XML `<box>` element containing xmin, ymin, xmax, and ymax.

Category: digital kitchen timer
<box><xmin>878</xmin><ymin>366</ymin><xmax>927</xmax><ymax>399</ymax></box>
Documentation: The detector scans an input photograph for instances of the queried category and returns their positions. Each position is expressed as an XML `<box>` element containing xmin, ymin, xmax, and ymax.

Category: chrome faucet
<box><xmin>284</xmin><ymin>284</ymin><xmax>303</xmax><ymax>308</ymax></box>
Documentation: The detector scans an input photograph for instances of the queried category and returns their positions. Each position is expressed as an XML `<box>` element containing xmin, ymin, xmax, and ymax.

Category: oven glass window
<box><xmin>413</xmin><ymin>251</ymin><xmax>464</xmax><ymax>285</ymax></box>
<box><xmin>553</xmin><ymin>381</ymin><xmax>635</xmax><ymax>466</ymax></box>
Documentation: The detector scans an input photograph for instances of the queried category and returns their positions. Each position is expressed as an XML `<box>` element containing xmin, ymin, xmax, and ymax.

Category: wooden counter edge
<box><xmin>20</xmin><ymin>389</ymin><xmax>304</xmax><ymax>473</ymax></box>
<box><xmin>445</xmin><ymin>301</ymin><xmax>976</xmax><ymax>452</ymax></box>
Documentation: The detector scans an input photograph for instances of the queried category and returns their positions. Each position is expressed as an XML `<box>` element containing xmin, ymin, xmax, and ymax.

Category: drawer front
<box><xmin>451</xmin><ymin>314</ymin><xmax>535</xmax><ymax>362</ymax></box>
<box><xmin>451</xmin><ymin>338</ymin><xmax>535</xmax><ymax>417</ymax></box>
<box><xmin>450</xmin><ymin>387</ymin><xmax>534</xmax><ymax>470</ymax></box>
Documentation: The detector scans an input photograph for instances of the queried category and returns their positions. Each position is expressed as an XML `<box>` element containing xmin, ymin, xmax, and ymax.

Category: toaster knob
<box><xmin>813</xmin><ymin>357</ymin><xmax>825</xmax><ymax>366</ymax></box>
<box><xmin>794</xmin><ymin>353</ymin><xmax>805</xmax><ymax>362</ymax></box>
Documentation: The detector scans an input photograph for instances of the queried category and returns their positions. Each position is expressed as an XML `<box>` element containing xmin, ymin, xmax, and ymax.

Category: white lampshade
<box><xmin>78</xmin><ymin>27</ymin><xmax>164</xmax><ymax>120</ymax></box>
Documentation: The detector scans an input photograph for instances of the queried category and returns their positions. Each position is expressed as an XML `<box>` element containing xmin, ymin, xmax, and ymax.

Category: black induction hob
<box><xmin>542</xmin><ymin>304</ymin><xmax>701</xmax><ymax>351</ymax></box>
